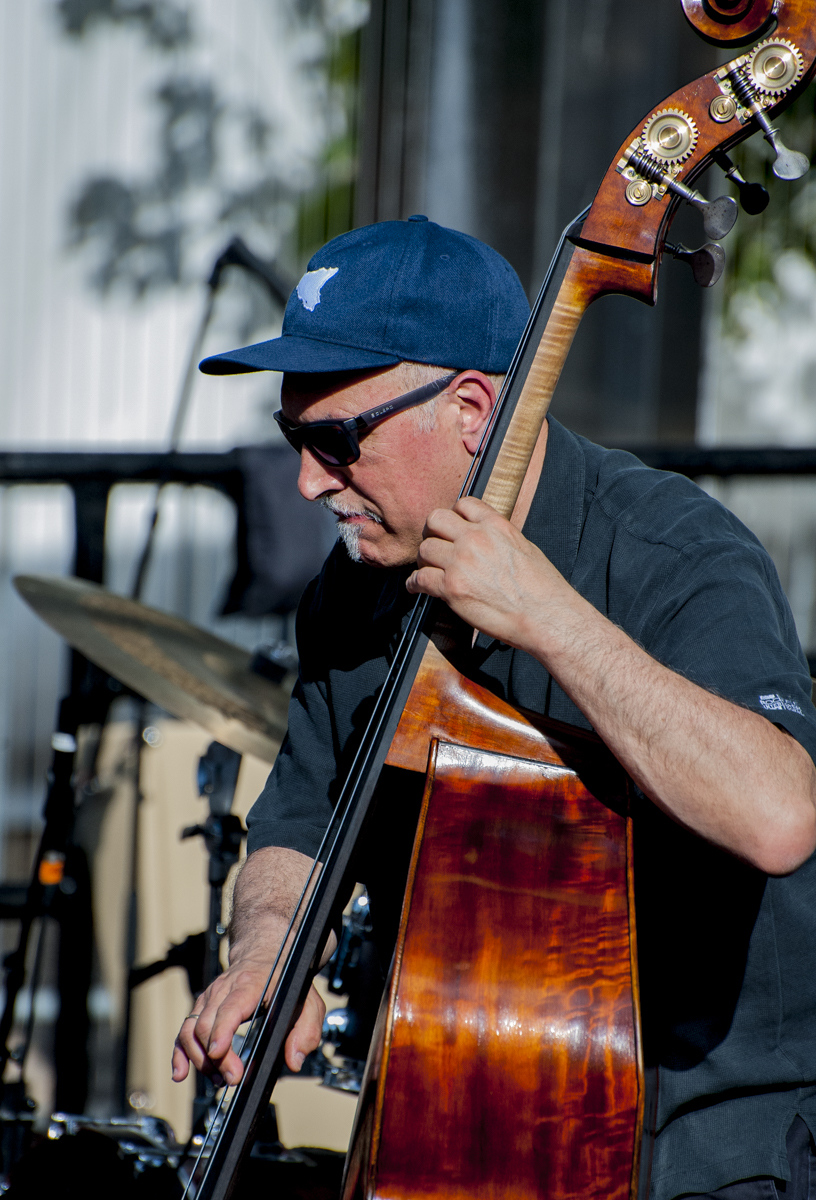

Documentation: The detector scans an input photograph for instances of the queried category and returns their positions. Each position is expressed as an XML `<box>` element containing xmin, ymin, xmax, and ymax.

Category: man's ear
<box><xmin>451</xmin><ymin>371</ymin><xmax>497</xmax><ymax>455</ymax></box>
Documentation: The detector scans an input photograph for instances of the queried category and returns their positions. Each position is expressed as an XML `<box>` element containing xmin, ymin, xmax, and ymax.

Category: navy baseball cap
<box><xmin>199</xmin><ymin>216</ymin><xmax>530</xmax><ymax>376</ymax></box>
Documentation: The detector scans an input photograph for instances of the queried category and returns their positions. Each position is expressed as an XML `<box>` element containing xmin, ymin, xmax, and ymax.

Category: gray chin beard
<box><xmin>319</xmin><ymin>498</ymin><xmax>382</xmax><ymax>563</ymax></box>
<box><xmin>336</xmin><ymin>519</ymin><xmax>364</xmax><ymax>563</ymax></box>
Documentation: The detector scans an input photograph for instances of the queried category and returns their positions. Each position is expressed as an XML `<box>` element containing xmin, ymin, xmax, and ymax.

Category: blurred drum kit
<box><xmin>0</xmin><ymin>575</ymin><xmax>377</xmax><ymax>1196</ymax></box>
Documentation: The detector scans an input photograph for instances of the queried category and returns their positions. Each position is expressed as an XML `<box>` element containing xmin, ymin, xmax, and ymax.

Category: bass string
<box><xmin>184</xmin><ymin>591</ymin><xmax>435</xmax><ymax>1195</ymax></box>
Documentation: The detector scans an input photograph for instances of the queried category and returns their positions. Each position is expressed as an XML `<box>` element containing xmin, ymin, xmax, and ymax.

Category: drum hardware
<box><xmin>13</xmin><ymin>575</ymin><xmax>290</xmax><ymax>1115</ymax></box>
<box><xmin>116</xmin><ymin>698</ymin><xmax>150</xmax><ymax>1118</ymax></box>
<box><xmin>318</xmin><ymin>1055</ymin><xmax>367</xmax><ymax>1095</ymax></box>
<box><xmin>181</xmin><ymin>1104</ymin><xmax>346</xmax><ymax>1198</ymax></box>
<box><xmin>0</xmin><ymin>670</ymin><xmax>112</xmax><ymax>1129</ymax></box>
<box><xmin>47</xmin><ymin>1112</ymin><xmax>185</xmax><ymax>1173</ymax></box>
<box><xmin>186</xmin><ymin>741</ymin><xmax>244</xmax><ymax>987</ymax></box>
<box><xmin>309</xmin><ymin>892</ymin><xmax>379</xmax><ymax>1095</ymax></box>
<box><xmin>213</xmin><ymin>1104</ymin><xmax>314</xmax><ymax>1167</ymax></box>
<box><xmin>185</xmin><ymin>740</ymin><xmax>245</xmax><ymax>1131</ymax></box>
<box><xmin>0</xmin><ymin>1082</ymin><xmax>36</xmax><ymax>1188</ymax></box>
<box><xmin>10</xmin><ymin>577</ymin><xmax>326</xmax><ymax>1179</ymax></box>
<box><xmin>129</xmin><ymin>932</ymin><xmax>207</xmax><ymax>997</ymax></box>
<box><xmin>127</xmin><ymin>739</ymin><xmax>246</xmax><ymax>1132</ymax></box>
<box><xmin>250</xmin><ymin>642</ymin><xmax>300</xmax><ymax>685</ymax></box>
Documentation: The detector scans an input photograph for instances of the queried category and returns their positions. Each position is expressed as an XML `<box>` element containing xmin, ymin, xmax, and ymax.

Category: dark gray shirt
<box><xmin>248</xmin><ymin>417</ymin><xmax>816</xmax><ymax>1200</ymax></box>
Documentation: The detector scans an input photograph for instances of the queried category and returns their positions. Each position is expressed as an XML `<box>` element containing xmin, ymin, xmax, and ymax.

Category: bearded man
<box><xmin>173</xmin><ymin>216</ymin><xmax>816</xmax><ymax>1200</ymax></box>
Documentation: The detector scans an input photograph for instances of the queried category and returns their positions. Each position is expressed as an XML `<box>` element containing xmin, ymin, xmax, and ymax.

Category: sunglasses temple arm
<box><xmin>357</xmin><ymin>372</ymin><xmax>459</xmax><ymax>430</ymax></box>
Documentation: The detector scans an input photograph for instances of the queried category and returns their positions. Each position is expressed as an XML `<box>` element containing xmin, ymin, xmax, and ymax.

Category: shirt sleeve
<box><xmin>245</xmin><ymin>566</ymin><xmax>340</xmax><ymax>860</ymax></box>
<box><xmin>245</xmin><ymin>672</ymin><xmax>338</xmax><ymax>859</ymax></box>
<box><xmin>640</xmin><ymin>534</ymin><xmax>816</xmax><ymax>766</ymax></box>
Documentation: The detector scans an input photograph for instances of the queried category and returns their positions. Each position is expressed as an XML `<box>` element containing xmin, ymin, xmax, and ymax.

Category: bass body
<box><xmin>343</xmin><ymin>643</ymin><xmax>651</xmax><ymax>1200</ymax></box>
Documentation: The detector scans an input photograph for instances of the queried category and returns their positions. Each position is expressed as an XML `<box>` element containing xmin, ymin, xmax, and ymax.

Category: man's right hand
<box><xmin>172</xmin><ymin>959</ymin><xmax>327</xmax><ymax>1087</ymax></box>
<box><xmin>171</xmin><ymin>845</ymin><xmax>331</xmax><ymax>1088</ymax></box>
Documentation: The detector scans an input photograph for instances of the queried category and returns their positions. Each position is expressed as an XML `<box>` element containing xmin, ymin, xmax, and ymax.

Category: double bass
<box><xmin>188</xmin><ymin>3</ymin><xmax>816</xmax><ymax>1196</ymax></box>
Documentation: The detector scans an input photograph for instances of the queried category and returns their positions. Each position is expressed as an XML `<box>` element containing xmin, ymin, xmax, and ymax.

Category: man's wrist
<box><xmin>514</xmin><ymin>574</ymin><xmax>608</xmax><ymax>672</ymax></box>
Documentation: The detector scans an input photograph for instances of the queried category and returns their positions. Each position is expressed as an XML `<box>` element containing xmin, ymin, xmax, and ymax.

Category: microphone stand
<box><xmin>130</xmin><ymin>237</ymin><xmax>293</xmax><ymax>599</ymax></box>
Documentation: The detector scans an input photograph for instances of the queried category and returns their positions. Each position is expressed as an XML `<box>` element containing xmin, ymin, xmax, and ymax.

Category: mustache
<box><xmin>318</xmin><ymin>497</ymin><xmax>383</xmax><ymax>524</ymax></box>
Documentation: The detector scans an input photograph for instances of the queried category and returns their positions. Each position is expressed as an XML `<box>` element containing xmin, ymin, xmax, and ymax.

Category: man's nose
<box><xmin>297</xmin><ymin>447</ymin><xmax>346</xmax><ymax>501</ymax></box>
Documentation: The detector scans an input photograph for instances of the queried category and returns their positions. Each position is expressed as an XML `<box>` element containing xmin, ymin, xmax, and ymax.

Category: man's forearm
<box><xmin>173</xmin><ymin>844</ymin><xmax>333</xmax><ymax>1085</ymax></box>
<box><xmin>229</xmin><ymin>845</ymin><xmax>314</xmax><ymax>970</ymax></box>
<box><xmin>408</xmin><ymin>498</ymin><xmax>816</xmax><ymax>876</ymax></box>
<box><xmin>520</xmin><ymin>591</ymin><xmax>816</xmax><ymax>875</ymax></box>
<box><xmin>229</xmin><ymin>845</ymin><xmax>336</xmax><ymax>969</ymax></box>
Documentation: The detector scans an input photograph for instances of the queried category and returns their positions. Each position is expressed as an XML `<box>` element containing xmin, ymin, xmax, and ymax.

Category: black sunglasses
<box><xmin>273</xmin><ymin>372</ymin><xmax>459</xmax><ymax>467</ymax></box>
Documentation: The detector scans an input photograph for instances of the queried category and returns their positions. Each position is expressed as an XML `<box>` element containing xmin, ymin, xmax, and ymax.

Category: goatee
<box><xmin>319</xmin><ymin>497</ymin><xmax>383</xmax><ymax>564</ymax></box>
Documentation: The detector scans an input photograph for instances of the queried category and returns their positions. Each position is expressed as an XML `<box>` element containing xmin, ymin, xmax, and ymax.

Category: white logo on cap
<box><xmin>296</xmin><ymin>267</ymin><xmax>339</xmax><ymax>312</ymax></box>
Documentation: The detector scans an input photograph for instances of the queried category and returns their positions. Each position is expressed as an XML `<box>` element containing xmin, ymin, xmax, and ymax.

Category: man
<box><xmin>174</xmin><ymin>216</ymin><xmax>816</xmax><ymax>1200</ymax></box>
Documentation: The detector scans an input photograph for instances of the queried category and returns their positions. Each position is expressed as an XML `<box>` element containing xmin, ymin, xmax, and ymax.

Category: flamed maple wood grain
<box><xmin>384</xmin><ymin>638</ymin><xmax>630</xmax><ymax>785</ymax></box>
<box><xmin>344</xmin><ymin>735</ymin><xmax>640</xmax><ymax>1200</ymax></box>
<box><xmin>480</xmin><ymin>248</ymin><xmax>654</xmax><ymax>522</ymax></box>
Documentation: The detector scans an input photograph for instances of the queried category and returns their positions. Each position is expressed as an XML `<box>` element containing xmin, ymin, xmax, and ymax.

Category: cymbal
<box><xmin>14</xmin><ymin>575</ymin><xmax>289</xmax><ymax>763</ymax></box>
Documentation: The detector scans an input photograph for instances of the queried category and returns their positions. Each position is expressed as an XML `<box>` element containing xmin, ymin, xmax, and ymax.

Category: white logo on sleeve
<box><xmin>759</xmin><ymin>693</ymin><xmax>804</xmax><ymax>715</ymax></box>
<box><xmin>296</xmin><ymin>266</ymin><xmax>339</xmax><ymax>312</ymax></box>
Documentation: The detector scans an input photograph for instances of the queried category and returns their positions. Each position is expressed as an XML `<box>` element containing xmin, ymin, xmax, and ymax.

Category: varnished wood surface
<box><xmin>581</xmin><ymin>1</ymin><xmax>816</xmax><ymax>263</ymax></box>
<box><xmin>478</xmin><ymin>248</ymin><xmax>654</xmax><ymax>521</ymax></box>
<box><xmin>346</xmin><ymin>738</ymin><xmax>640</xmax><ymax>1200</ymax></box>
<box><xmin>681</xmin><ymin>0</ymin><xmax>776</xmax><ymax>44</ymax></box>
<box><xmin>386</xmin><ymin>638</ymin><xmax>629</xmax><ymax>790</ymax></box>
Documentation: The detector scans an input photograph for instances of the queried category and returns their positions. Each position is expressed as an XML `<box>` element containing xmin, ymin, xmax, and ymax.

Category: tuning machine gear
<box><xmin>712</xmin><ymin>150</ymin><xmax>769</xmax><ymax>214</ymax></box>
<box><xmin>619</xmin><ymin>143</ymin><xmax>737</xmax><ymax>240</ymax></box>
<box><xmin>747</xmin><ymin>38</ymin><xmax>804</xmax><ymax>96</ymax></box>
<box><xmin>714</xmin><ymin>38</ymin><xmax>809</xmax><ymax>181</ymax></box>
<box><xmin>617</xmin><ymin>107</ymin><xmax>737</xmax><ymax>239</ymax></box>
<box><xmin>641</xmin><ymin>109</ymin><xmax>698</xmax><ymax>164</ymax></box>
<box><xmin>664</xmin><ymin>240</ymin><xmax>726</xmax><ymax>288</ymax></box>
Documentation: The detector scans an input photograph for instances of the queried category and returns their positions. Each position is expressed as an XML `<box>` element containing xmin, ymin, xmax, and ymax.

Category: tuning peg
<box><xmin>726</xmin><ymin>68</ymin><xmax>810</xmax><ymax>181</ymax></box>
<box><xmin>688</xmin><ymin>193</ymin><xmax>739</xmax><ymax>241</ymax></box>
<box><xmin>763</xmin><ymin>124</ymin><xmax>810</xmax><ymax>181</ymax></box>
<box><xmin>665</xmin><ymin>241</ymin><xmax>725</xmax><ymax>288</ymax></box>
<box><xmin>712</xmin><ymin>150</ymin><xmax>769</xmax><ymax>214</ymax></box>
<box><xmin>624</xmin><ymin>147</ymin><xmax>739</xmax><ymax>240</ymax></box>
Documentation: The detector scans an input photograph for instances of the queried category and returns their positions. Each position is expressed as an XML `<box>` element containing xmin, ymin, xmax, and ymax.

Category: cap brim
<box><xmin>199</xmin><ymin>334</ymin><xmax>401</xmax><ymax>376</ymax></box>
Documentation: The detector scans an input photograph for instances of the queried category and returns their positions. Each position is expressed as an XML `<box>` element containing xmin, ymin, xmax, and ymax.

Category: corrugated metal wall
<box><xmin>0</xmin><ymin>1</ymin><xmax>365</xmax><ymax>1120</ymax></box>
<box><xmin>0</xmin><ymin>0</ymin><xmax>367</xmax><ymax>856</ymax></box>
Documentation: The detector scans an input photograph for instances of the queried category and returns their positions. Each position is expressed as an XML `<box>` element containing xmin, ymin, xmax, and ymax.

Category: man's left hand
<box><xmin>406</xmin><ymin>496</ymin><xmax>565</xmax><ymax>650</ymax></box>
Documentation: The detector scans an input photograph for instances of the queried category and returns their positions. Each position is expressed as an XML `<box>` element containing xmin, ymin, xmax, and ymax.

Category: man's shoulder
<box><xmin>573</xmin><ymin>430</ymin><xmax>765</xmax><ymax>558</ymax></box>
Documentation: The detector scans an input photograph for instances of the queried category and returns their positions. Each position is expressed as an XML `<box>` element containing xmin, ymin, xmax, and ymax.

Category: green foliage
<box><xmin>722</xmin><ymin>81</ymin><xmax>816</xmax><ymax>309</ymax></box>
<box><xmin>295</xmin><ymin>27</ymin><xmax>363</xmax><ymax>267</ymax></box>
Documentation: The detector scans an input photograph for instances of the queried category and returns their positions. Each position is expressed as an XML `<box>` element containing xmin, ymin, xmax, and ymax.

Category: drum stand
<box><xmin>184</xmin><ymin>740</ymin><xmax>244</xmax><ymax>1131</ymax></box>
<box><xmin>127</xmin><ymin>740</ymin><xmax>244</xmax><ymax>1131</ymax></box>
